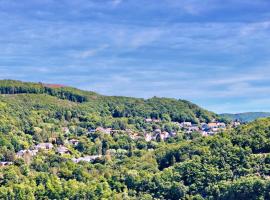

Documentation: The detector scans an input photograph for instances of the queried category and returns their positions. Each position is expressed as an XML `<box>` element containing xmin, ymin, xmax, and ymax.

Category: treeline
<box><xmin>0</xmin><ymin>80</ymin><xmax>221</xmax><ymax>124</ymax></box>
<box><xmin>94</xmin><ymin>96</ymin><xmax>220</xmax><ymax>124</ymax></box>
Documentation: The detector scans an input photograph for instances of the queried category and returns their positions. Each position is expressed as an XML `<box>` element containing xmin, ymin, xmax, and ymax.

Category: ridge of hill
<box><xmin>220</xmin><ymin>112</ymin><xmax>270</xmax><ymax>122</ymax></box>
<box><xmin>0</xmin><ymin>79</ymin><xmax>222</xmax><ymax>124</ymax></box>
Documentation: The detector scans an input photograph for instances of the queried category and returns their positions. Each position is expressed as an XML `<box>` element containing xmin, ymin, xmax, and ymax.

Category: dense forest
<box><xmin>0</xmin><ymin>80</ymin><xmax>269</xmax><ymax>200</ymax></box>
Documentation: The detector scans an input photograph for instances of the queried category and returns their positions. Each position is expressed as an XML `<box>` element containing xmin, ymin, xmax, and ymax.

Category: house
<box><xmin>16</xmin><ymin>150</ymin><xmax>38</xmax><ymax>158</ymax></box>
<box><xmin>232</xmin><ymin>121</ymin><xmax>241</xmax><ymax>127</ymax></box>
<box><xmin>188</xmin><ymin>126</ymin><xmax>200</xmax><ymax>132</ymax></box>
<box><xmin>104</xmin><ymin>128</ymin><xmax>112</xmax><ymax>134</ymax></box>
<box><xmin>159</xmin><ymin>131</ymin><xmax>170</xmax><ymax>140</ymax></box>
<box><xmin>88</xmin><ymin>129</ymin><xmax>96</xmax><ymax>134</ymax></box>
<box><xmin>0</xmin><ymin>162</ymin><xmax>13</xmax><ymax>167</ymax></box>
<box><xmin>162</xmin><ymin>131</ymin><xmax>170</xmax><ymax>139</ymax></box>
<box><xmin>68</xmin><ymin>139</ymin><xmax>79</xmax><ymax>146</ymax></box>
<box><xmin>145</xmin><ymin>118</ymin><xmax>152</xmax><ymax>123</ymax></box>
<box><xmin>180</xmin><ymin>122</ymin><xmax>192</xmax><ymax>127</ymax></box>
<box><xmin>217</xmin><ymin>122</ymin><xmax>226</xmax><ymax>128</ymax></box>
<box><xmin>72</xmin><ymin>155</ymin><xmax>102</xmax><ymax>163</ymax></box>
<box><xmin>35</xmin><ymin>143</ymin><xmax>54</xmax><ymax>151</ymax></box>
<box><xmin>57</xmin><ymin>146</ymin><xmax>71</xmax><ymax>155</ymax></box>
<box><xmin>207</xmin><ymin>122</ymin><xmax>218</xmax><ymax>129</ymax></box>
<box><xmin>96</xmin><ymin>127</ymin><xmax>112</xmax><ymax>134</ymax></box>
<box><xmin>145</xmin><ymin>133</ymin><xmax>153</xmax><ymax>142</ymax></box>
<box><xmin>212</xmin><ymin>128</ymin><xmax>219</xmax><ymax>132</ymax></box>
<box><xmin>152</xmin><ymin>119</ymin><xmax>161</xmax><ymax>123</ymax></box>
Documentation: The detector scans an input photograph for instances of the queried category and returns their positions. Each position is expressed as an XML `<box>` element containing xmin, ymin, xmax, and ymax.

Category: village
<box><xmin>142</xmin><ymin>118</ymin><xmax>241</xmax><ymax>141</ymax></box>
<box><xmin>0</xmin><ymin>118</ymin><xmax>241</xmax><ymax>167</ymax></box>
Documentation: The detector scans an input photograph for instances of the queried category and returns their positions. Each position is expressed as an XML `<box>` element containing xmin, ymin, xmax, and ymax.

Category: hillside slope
<box><xmin>0</xmin><ymin>79</ymin><xmax>220</xmax><ymax>124</ymax></box>
<box><xmin>220</xmin><ymin>112</ymin><xmax>270</xmax><ymax>122</ymax></box>
<box><xmin>0</xmin><ymin>80</ymin><xmax>270</xmax><ymax>199</ymax></box>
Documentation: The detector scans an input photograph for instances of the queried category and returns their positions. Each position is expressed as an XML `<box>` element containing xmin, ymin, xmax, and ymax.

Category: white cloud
<box><xmin>240</xmin><ymin>21</ymin><xmax>270</xmax><ymax>36</ymax></box>
<box><xmin>112</xmin><ymin>0</ymin><xmax>122</xmax><ymax>6</ymax></box>
<box><xmin>75</xmin><ymin>44</ymin><xmax>109</xmax><ymax>58</ymax></box>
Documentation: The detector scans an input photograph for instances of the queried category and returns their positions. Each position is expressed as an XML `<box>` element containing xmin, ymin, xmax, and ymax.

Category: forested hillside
<box><xmin>0</xmin><ymin>80</ymin><xmax>219</xmax><ymax>124</ymax></box>
<box><xmin>0</xmin><ymin>80</ymin><xmax>269</xmax><ymax>199</ymax></box>
<box><xmin>220</xmin><ymin>112</ymin><xmax>270</xmax><ymax>122</ymax></box>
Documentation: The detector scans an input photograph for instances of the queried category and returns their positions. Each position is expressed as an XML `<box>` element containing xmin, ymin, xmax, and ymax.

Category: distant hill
<box><xmin>220</xmin><ymin>112</ymin><xmax>270</xmax><ymax>122</ymax></box>
<box><xmin>0</xmin><ymin>79</ymin><xmax>222</xmax><ymax>125</ymax></box>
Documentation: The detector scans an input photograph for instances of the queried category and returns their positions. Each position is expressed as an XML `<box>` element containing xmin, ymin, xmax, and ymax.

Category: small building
<box><xmin>207</xmin><ymin>122</ymin><xmax>218</xmax><ymax>128</ymax></box>
<box><xmin>145</xmin><ymin>133</ymin><xmax>153</xmax><ymax>142</ymax></box>
<box><xmin>96</xmin><ymin>127</ymin><xmax>112</xmax><ymax>134</ymax></box>
<box><xmin>145</xmin><ymin>118</ymin><xmax>153</xmax><ymax>123</ymax></box>
<box><xmin>188</xmin><ymin>126</ymin><xmax>200</xmax><ymax>132</ymax></box>
<box><xmin>35</xmin><ymin>143</ymin><xmax>54</xmax><ymax>151</ymax></box>
<box><xmin>88</xmin><ymin>129</ymin><xmax>96</xmax><ymax>134</ymax></box>
<box><xmin>180</xmin><ymin>122</ymin><xmax>192</xmax><ymax>127</ymax></box>
<box><xmin>57</xmin><ymin>146</ymin><xmax>71</xmax><ymax>155</ymax></box>
<box><xmin>217</xmin><ymin>122</ymin><xmax>226</xmax><ymax>128</ymax></box>
<box><xmin>68</xmin><ymin>139</ymin><xmax>79</xmax><ymax>146</ymax></box>
<box><xmin>212</xmin><ymin>128</ymin><xmax>219</xmax><ymax>132</ymax></box>
<box><xmin>0</xmin><ymin>162</ymin><xmax>13</xmax><ymax>167</ymax></box>
<box><xmin>232</xmin><ymin>121</ymin><xmax>241</xmax><ymax>127</ymax></box>
<box><xmin>161</xmin><ymin>131</ymin><xmax>170</xmax><ymax>139</ymax></box>
<box><xmin>157</xmin><ymin>131</ymin><xmax>170</xmax><ymax>141</ymax></box>
<box><xmin>72</xmin><ymin>155</ymin><xmax>102</xmax><ymax>163</ymax></box>
<box><xmin>16</xmin><ymin>150</ymin><xmax>38</xmax><ymax>158</ymax></box>
<box><xmin>104</xmin><ymin>128</ymin><xmax>112</xmax><ymax>134</ymax></box>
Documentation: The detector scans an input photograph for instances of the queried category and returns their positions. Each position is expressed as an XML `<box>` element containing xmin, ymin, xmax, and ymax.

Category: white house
<box><xmin>145</xmin><ymin>118</ymin><xmax>152</xmax><ymax>123</ymax></box>
<box><xmin>145</xmin><ymin>133</ymin><xmax>153</xmax><ymax>142</ymax></box>
<box><xmin>16</xmin><ymin>149</ymin><xmax>38</xmax><ymax>158</ymax></box>
<box><xmin>72</xmin><ymin>155</ymin><xmax>102</xmax><ymax>163</ymax></box>
<box><xmin>68</xmin><ymin>139</ymin><xmax>79</xmax><ymax>146</ymax></box>
<box><xmin>0</xmin><ymin>162</ymin><xmax>13</xmax><ymax>167</ymax></box>
<box><xmin>57</xmin><ymin>146</ymin><xmax>70</xmax><ymax>155</ymax></box>
<box><xmin>180</xmin><ymin>122</ymin><xmax>192</xmax><ymax>127</ymax></box>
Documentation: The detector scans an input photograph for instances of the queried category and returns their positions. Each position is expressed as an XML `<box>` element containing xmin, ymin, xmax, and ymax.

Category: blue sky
<box><xmin>1</xmin><ymin>0</ymin><xmax>270</xmax><ymax>113</ymax></box>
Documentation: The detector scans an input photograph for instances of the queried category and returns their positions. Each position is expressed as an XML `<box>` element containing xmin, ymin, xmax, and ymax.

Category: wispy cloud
<box><xmin>112</xmin><ymin>0</ymin><xmax>122</xmax><ymax>6</ymax></box>
<box><xmin>75</xmin><ymin>44</ymin><xmax>109</xmax><ymax>58</ymax></box>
